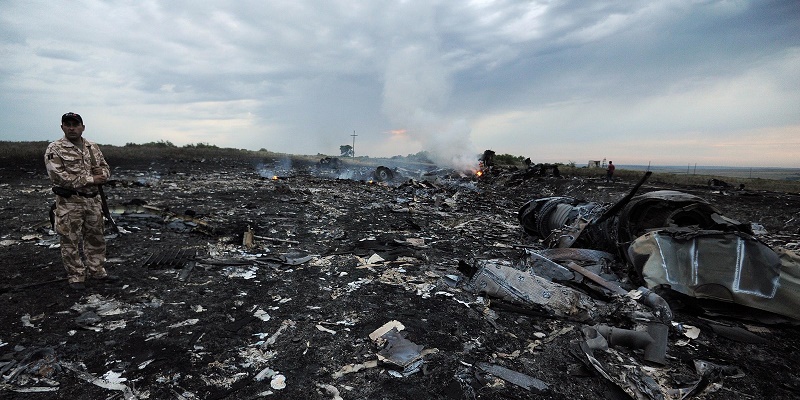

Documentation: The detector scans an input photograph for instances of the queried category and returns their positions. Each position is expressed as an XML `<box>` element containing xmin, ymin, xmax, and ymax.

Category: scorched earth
<box><xmin>1</xmin><ymin>153</ymin><xmax>799</xmax><ymax>399</ymax></box>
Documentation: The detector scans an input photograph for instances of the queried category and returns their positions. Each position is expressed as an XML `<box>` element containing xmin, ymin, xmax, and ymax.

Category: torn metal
<box><xmin>368</xmin><ymin>320</ymin><xmax>431</xmax><ymax>377</ymax></box>
<box><xmin>459</xmin><ymin>259</ymin><xmax>606</xmax><ymax>322</ymax></box>
<box><xmin>519</xmin><ymin>182</ymin><xmax>800</xmax><ymax>323</ymax></box>
<box><xmin>629</xmin><ymin>228</ymin><xmax>800</xmax><ymax>321</ymax></box>
<box><xmin>475</xmin><ymin>362</ymin><xmax>549</xmax><ymax>393</ymax></box>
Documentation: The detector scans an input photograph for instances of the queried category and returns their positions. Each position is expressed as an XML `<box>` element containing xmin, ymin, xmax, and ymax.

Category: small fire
<box><xmin>272</xmin><ymin>175</ymin><xmax>279</xmax><ymax>180</ymax></box>
<box><xmin>474</xmin><ymin>162</ymin><xmax>486</xmax><ymax>178</ymax></box>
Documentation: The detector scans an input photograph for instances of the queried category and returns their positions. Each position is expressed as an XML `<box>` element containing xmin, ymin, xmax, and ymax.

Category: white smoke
<box><xmin>381</xmin><ymin>44</ymin><xmax>478</xmax><ymax>171</ymax></box>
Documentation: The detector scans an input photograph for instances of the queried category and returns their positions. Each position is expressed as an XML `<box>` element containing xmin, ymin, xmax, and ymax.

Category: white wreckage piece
<box><xmin>367</xmin><ymin>320</ymin><xmax>435</xmax><ymax>377</ymax></box>
<box><xmin>460</xmin><ymin>259</ymin><xmax>605</xmax><ymax>322</ymax></box>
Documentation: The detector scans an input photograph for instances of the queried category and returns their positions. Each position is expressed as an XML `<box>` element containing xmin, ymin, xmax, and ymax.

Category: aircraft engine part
<box><xmin>373</xmin><ymin>166</ymin><xmax>394</xmax><ymax>182</ymax></box>
<box><xmin>615</xmin><ymin>190</ymin><xmax>750</xmax><ymax>246</ymax></box>
<box><xmin>519</xmin><ymin>190</ymin><xmax>752</xmax><ymax>256</ymax></box>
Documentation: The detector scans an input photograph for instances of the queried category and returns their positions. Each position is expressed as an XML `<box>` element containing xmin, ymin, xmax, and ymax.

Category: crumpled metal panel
<box><xmin>629</xmin><ymin>228</ymin><xmax>800</xmax><ymax>321</ymax></box>
<box><xmin>615</xmin><ymin>190</ymin><xmax>749</xmax><ymax>246</ymax></box>
<box><xmin>521</xmin><ymin>248</ymin><xmax>617</xmax><ymax>283</ymax></box>
<box><xmin>465</xmin><ymin>260</ymin><xmax>601</xmax><ymax>322</ymax></box>
<box><xmin>519</xmin><ymin>190</ymin><xmax>751</xmax><ymax>256</ymax></box>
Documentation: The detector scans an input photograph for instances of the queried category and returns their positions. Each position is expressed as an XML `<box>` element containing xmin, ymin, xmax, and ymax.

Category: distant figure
<box><xmin>606</xmin><ymin>161</ymin><xmax>615</xmax><ymax>182</ymax></box>
<box><xmin>480</xmin><ymin>150</ymin><xmax>496</xmax><ymax>168</ymax></box>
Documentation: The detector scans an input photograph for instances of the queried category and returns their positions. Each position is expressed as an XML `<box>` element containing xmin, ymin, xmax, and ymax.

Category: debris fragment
<box><xmin>316</xmin><ymin>383</ymin><xmax>344</xmax><ymax>400</ymax></box>
<box><xmin>678</xmin><ymin>323</ymin><xmax>701</xmax><ymax>340</ymax></box>
<box><xmin>592</xmin><ymin>323</ymin><xmax>669</xmax><ymax>365</ymax></box>
<box><xmin>243</xmin><ymin>225</ymin><xmax>254</xmax><ymax>248</ymax></box>
<box><xmin>576</xmin><ymin>339</ymin><xmax>669</xmax><ymax>400</ymax></box>
<box><xmin>332</xmin><ymin>360</ymin><xmax>379</xmax><ymax>379</ymax></box>
<box><xmin>259</xmin><ymin>319</ymin><xmax>296</xmax><ymax>349</ymax></box>
<box><xmin>368</xmin><ymin>320</ymin><xmax>406</xmax><ymax>343</ymax></box>
<box><xmin>168</xmin><ymin>319</ymin><xmax>199</xmax><ymax>328</ymax></box>
<box><xmin>375</xmin><ymin>328</ymin><xmax>424</xmax><ymax>375</ymax></box>
<box><xmin>61</xmin><ymin>362</ymin><xmax>137</xmax><ymax>400</ymax></box>
<box><xmin>75</xmin><ymin>311</ymin><xmax>102</xmax><ymax>331</ymax></box>
<box><xmin>20</xmin><ymin>314</ymin><xmax>35</xmax><ymax>328</ymax></box>
<box><xmin>708</xmin><ymin>323</ymin><xmax>767</xmax><ymax>344</ymax></box>
<box><xmin>270</xmin><ymin>374</ymin><xmax>286</xmax><ymax>390</ymax></box>
<box><xmin>459</xmin><ymin>259</ymin><xmax>602</xmax><ymax>322</ymax></box>
<box><xmin>254</xmin><ymin>367</ymin><xmax>277</xmax><ymax>381</ymax></box>
<box><xmin>253</xmin><ymin>308</ymin><xmax>271</xmax><ymax>322</ymax></box>
<box><xmin>475</xmin><ymin>362</ymin><xmax>549</xmax><ymax>393</ymax></box>
<box><xmin>316</xmin><ymin>324</ymin><xmax>337</xmax><ymax>335</ymax></box>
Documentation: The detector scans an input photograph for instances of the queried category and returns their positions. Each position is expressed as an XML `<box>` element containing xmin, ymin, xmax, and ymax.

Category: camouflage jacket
<box><xmin>44</xmin><ymin>137</ymin><xmax>110</xmax><ymax>193</ymax></box>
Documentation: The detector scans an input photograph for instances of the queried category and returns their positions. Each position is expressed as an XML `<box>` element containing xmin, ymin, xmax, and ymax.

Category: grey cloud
<box><xmin>1</xmin><ymin>0</ymin><xmax>798</xmax><ymax>166</ymax></box>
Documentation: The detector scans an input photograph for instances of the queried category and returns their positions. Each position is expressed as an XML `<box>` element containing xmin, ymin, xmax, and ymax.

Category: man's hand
<box><xmin>91</xmin><ymin>167</ymin><xmax>107</xmax><ymax>184</ymax></box>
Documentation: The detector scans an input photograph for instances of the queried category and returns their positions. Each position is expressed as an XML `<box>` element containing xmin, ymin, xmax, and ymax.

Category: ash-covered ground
<box><xmin>1</xmin><ymin>154</ymin><xmax>800</xmax><ymax>399</ymax></box>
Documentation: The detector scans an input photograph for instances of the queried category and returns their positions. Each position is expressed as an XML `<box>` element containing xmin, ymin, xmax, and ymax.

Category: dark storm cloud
<box><xmin>1</xmin><ymin>1</ymin><xmax>798</xmax><ymax>166</ymax></box>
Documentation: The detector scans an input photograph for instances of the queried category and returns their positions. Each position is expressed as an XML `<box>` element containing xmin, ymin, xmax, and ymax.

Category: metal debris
<box><xmin>142</xmin><ymin>247</ymin><xmax>198</xmax><ymax>268</ymax></box>
<box><xmin>460</xmin><ymin>259</ymin><xmax>603</xmax><ymax>322</ymax></box>
<box><xmin>61</xmin><ymin>362</ymin><xmax>138</xmax><ymax>400</ymax></box>
<box><xmin>475</xmin><ymin>362</ymin><xmax>549</xmax><ymax>393</ymax></box>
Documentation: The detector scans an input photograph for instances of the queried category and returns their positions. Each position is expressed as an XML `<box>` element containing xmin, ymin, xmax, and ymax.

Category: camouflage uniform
<box><xmin>45</xmin><ymin>137</ymin><xmax>111</xmax><ymax>283</ymax></box>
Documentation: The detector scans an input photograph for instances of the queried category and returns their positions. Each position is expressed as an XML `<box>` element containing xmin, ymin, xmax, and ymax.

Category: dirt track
<box><xmin>1</xmin><ymin>155</ymin><xmax>799</xmax><ymax>399</ymax></box>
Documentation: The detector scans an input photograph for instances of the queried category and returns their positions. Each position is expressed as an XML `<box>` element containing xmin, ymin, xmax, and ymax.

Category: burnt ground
<box><xmin>1</xmin><ymin>154</ymin><xmax>800</xmax><ymax>399</ymax></box>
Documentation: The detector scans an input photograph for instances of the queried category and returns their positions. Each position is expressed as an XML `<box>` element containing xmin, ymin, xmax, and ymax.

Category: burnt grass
<box><xmin>2</xmin><ymin>153</ymin><xmax>800</xmax><ymax>399</ymax></box>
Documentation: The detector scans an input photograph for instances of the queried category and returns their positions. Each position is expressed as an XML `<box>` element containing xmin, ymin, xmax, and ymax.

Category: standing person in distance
<box><xmin>606</xmin><ymin>161</ymin><xmax>615</xmax><ymax>182</ymax></box>
<box><xmin>44</xmin><ymin>112</ymin><xmax>118</xmax><ymax>290</ymax></box>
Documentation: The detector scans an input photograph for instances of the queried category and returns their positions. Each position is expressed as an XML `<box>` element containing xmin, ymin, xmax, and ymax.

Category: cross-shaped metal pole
<box><xmin>351</xmin><ymin>130</ymin><xmax>357</xmax><ymax>158</ymax></box>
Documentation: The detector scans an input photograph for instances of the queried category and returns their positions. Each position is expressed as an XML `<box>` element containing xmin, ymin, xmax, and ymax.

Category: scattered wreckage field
<box><xmin>1</xmin><ymin>154</ymin><xmax>800</xmax><ymax>399</ymax></box>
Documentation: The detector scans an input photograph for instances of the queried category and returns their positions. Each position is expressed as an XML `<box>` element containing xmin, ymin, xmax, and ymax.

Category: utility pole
<box><xmin>351</xmin><ymin>130</ymin><xmax>357</xmax><ymax>158</ymax></box>
<box><xmin>687</xmin><ymin>163</ymin><xmax>690</xmax><ymax>185</ymax></box>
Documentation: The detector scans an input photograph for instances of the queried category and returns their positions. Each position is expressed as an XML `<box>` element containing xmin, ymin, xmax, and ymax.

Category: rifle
<box><xmin>87</xmin><ymin>143</ymin><xmax>120</xmax><ymax>234</ymax></box>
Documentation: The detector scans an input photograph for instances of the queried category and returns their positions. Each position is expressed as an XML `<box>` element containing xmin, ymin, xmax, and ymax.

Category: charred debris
<box><xmin>2</xmin><ymin>154</ymin><xmax>800</xmax><ymax>399</ymax></box>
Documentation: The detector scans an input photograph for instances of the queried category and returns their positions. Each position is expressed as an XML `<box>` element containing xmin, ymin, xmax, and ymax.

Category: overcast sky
<box><xmin>2</xmin><ymin>1</ymin><xmax>799</xmax><ymax>168</ymax></box>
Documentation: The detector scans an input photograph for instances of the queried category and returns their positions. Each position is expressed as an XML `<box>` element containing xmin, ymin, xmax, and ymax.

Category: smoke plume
<box><xmin>381</xmin><ymin>44</ymin><xmax>478</xmax><ymax>171</ymax></box>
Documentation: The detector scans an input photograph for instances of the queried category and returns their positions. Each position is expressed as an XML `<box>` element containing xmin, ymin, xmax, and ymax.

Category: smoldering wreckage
<box><xmin>1</xmin><ymin>155</ymin><xmax>800</xmax><ymax>399</ymax></box>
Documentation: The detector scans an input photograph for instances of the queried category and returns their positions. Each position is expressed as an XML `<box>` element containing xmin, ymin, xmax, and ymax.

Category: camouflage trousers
<box><xmin>53</xmin><ymin>195</ymin><xmax>107</xmax><ymax>283</ymax></box>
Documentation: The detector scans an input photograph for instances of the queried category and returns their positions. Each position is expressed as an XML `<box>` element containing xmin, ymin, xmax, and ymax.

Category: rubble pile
<box><xmin>1</xmin><ymin>156</ymin><xmax>800</xmax><ymax>399</ymax></box>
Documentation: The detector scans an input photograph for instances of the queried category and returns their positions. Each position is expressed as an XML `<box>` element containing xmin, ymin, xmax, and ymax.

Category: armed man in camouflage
<box><xmin>45</xmin><ymin>112</ymin><xmax>118</xmax><ymax>290</ymax></box>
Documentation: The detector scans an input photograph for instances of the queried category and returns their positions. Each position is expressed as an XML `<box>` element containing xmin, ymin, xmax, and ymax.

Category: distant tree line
<box><xmin>494</xmin><ymin>154</ymin><xmax>526</xmax><ymax>165</ymax></box>
<box><xmin>124</xmin><ymin>140</ymin><xmax>219</xmax><ymax>149</ymax></box>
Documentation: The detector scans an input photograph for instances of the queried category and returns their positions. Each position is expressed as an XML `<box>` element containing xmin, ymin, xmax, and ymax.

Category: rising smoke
<box><xmin>381</xmin><ymin>44</ymin><xmax>479</xmax><ymax>172</ymax></box>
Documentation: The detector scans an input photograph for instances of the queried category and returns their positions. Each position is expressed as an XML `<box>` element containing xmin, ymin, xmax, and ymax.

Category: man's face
<box><xmin>61</xmin><ymin>120</ymin><xmax>85</xmax><ymax>142</ymax></box>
